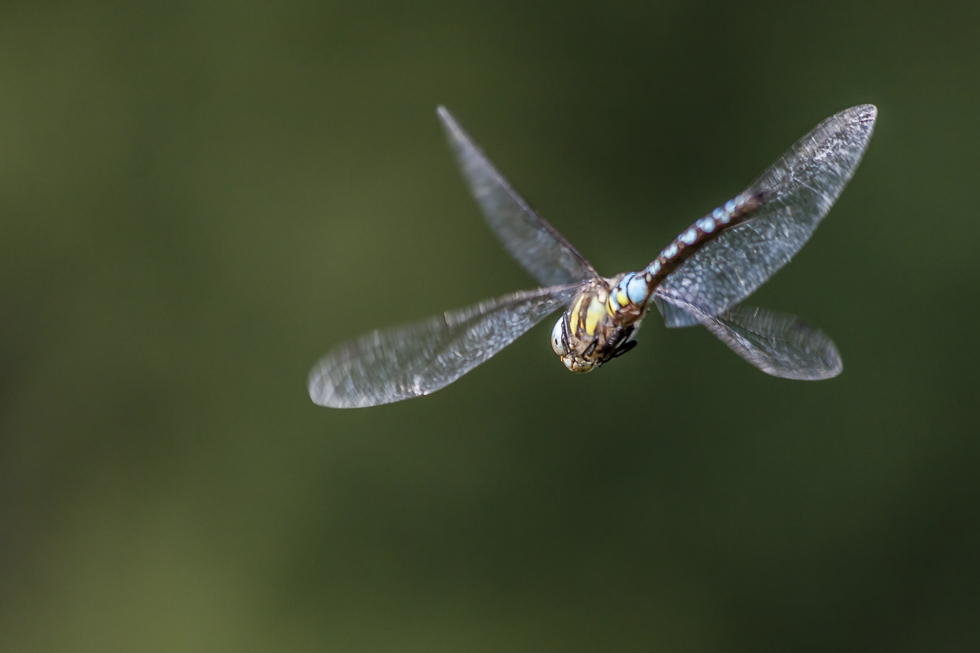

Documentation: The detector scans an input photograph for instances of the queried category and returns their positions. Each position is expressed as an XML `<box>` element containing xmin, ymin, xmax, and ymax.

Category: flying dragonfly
<box><xmin>309</xmin><ymin>105</ymin><xmax>877</xmax><ymax>408</ymax></box>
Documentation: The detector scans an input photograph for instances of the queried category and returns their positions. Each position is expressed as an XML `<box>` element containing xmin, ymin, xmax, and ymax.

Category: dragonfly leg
<box><xmin>610</xmin><ymin>339</ymin><xmax>638</xmax><ymax>359</ymax></box>
<box><xmin>595</xmin><ymin>324</ymin><xmax>637</xmax><ymax>366</ymax></box>
<box><xmin>583</xmin><ymin>338</ymin><xmax>599</xmax><ymax>357</ymax></box>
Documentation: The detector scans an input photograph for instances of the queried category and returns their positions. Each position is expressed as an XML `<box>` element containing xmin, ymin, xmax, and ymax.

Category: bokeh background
<box><xmin>1</xmin><ymin>1</ymin><xmax>979</xmax><ymax>651</ymax></box>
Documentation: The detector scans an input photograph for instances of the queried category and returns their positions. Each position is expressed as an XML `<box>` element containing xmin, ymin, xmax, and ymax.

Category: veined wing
<box><xmin>653</xmin><ymin>295</ymin><xmax>700</xmax><ymax>328</ymax></box>
<box><xmin>658</xmin><ymin>105</ymin><xmax>876</xmax><ymax>318</ymax></box>
<box><xmin>438</xmin><ymin>107</ymin><xmax>599</xmax><ymax>287</ymax></box>
<box><xmin>656</xmin><ymin>295</ymin><xmax>842</xmax><ymax>380</ymax></box>
<box><xmin>309</xmin><ymin>285</ymin><xmax>580</xmax><ymax>408</ymax></box>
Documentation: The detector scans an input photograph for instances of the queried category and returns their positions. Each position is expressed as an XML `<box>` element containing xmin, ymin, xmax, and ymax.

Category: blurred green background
<box><xmin>1</xmin><ymin>1</ymin><xmax>978</xmax><ymax>651</ymax></box>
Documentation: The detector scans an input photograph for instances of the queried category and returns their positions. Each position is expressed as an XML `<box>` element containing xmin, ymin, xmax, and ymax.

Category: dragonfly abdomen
<box><xmin>602</xmin><ymin>192</ymin><xmax>765</xmax><ymax>320</ymax></box>
<box><xmin>639</xmin><ymin>191</ymin><xmax>766</xmax><ymax>300</ymax></box>
<box><xmin>606</xmin><ymin>272</ymin><xmax>647</xmax><ymax>315</ymax></box>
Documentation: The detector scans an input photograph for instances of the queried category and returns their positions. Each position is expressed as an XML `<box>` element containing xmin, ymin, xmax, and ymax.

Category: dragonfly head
<box><xmin>551</xmin><ymin>314</ymin><xmax>596</xmax><ymax>373</ymax></box>
<box><xmin>551</xmin><ymin>280</ymin><xmax>643</xmax><ymax>373</ymax></box>
<box><xmin>551</xmin><ymin>313</ymin><xmax>596</xmax><ymax>373</ymax></box>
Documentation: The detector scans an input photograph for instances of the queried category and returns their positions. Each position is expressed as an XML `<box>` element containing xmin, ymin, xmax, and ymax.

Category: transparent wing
<box><xmin>655</xmin><ymin>294</ymin><xmax>842</xmax><ymax>380</ymax></box>
<box><xmin>702</xmin><ymin>305</ymin><xmax>843</xmax><ymax>380</ymax></box>
<box><xmin>658</xmin><ymin>105</ymin><xmax>877</xmax><ymax>316</ymax></box>
<box><xmin>653</xmin><ymin>295</ymin><xmax>700</xmax><ymax>328</ymax></box>
<box><xmin>437</xmin><ymin>106</ymin><xmax>599</xmax><ymax>287</ymax></box>
<box><xmin>309</xmin><ymin>285</ymin><xmax>580</xmax><ymax>408</ymax></box>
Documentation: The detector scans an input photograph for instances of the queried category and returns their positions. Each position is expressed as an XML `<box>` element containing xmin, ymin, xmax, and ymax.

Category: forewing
<box><xmin>658</xmin><ymin>105</ymin><xmax>876</xmax><ymax>315</ymax></box>
<box><xmin>702</xmin><ymin>305</ymin><xmax>843</xmax><ymax>380</ymax></box>
<box><xmin>309</xmin><ymin>285</ymin><xmax>580</xmax><ymax>408</ymax></box>
<box><xmin>437</xmin><ymin>107</ymin><xmax>599</xmax><ymax>287</ymax></box>
<box><xmin>656</xmin><ymin>295</ymin><xmax>842</xmax><ymax>380</ymax></box>
<box><xmin>654</xmin><ymin>295</ymin><xmax>700</xmax><ymax>328</ymax></box>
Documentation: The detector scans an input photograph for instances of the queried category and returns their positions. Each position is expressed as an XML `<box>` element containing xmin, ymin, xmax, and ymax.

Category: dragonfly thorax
<box><xmin>552</xmin><ymin>275</ymin><xmax>648</xmax><ymax>373</ymax></box>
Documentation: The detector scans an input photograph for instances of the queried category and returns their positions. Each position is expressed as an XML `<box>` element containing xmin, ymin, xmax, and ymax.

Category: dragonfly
<box><xmin>309</xmin><ymin>104</ymin><xmax>877</xmax><ymax>408</ymax></box>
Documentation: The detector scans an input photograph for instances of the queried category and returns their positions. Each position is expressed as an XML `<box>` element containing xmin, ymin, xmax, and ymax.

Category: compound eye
<box><xmin>551</xmin><ymin>316</ymin><xmax>567</xmax><ymax>355</ymax></box>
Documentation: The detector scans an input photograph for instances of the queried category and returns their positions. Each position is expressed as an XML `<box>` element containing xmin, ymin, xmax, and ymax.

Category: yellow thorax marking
<box><xmin>585</xmin><ymin>294</ymin><xmax>606</xmax><ymax>337</ymax></box>
<box><xmin>569</xmin><ymin>294</ymin><xmax>586</xmax><ymax>334</ymax></box>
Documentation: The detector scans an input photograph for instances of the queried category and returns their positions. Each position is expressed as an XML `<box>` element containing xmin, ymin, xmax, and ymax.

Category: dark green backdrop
<box><xmin>1</xmin><ymin>1</ymin><xmax>978</xmax><ymax>651</ymax></box>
